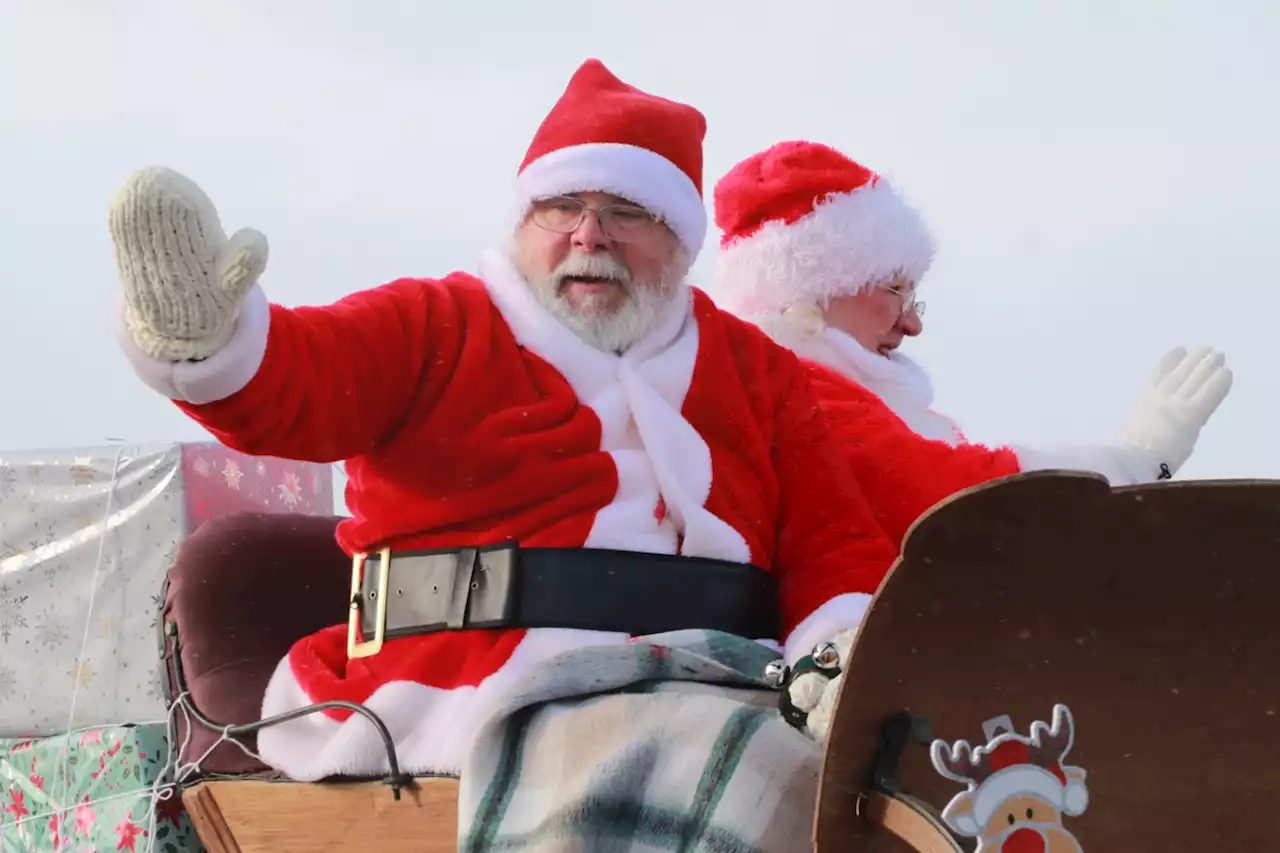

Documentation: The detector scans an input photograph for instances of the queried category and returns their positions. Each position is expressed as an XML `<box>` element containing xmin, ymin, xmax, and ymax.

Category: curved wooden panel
<box><xmin>816</xmin><ymin>472</ymin><xmax>1280</xmax><ymax>851</ymax></box>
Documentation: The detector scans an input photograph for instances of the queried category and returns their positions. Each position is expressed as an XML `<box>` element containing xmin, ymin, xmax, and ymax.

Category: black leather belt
<box><xmin>345</xmin><ymin>542</ymin><xmax>779</xmax><ymax>658</ymax></box>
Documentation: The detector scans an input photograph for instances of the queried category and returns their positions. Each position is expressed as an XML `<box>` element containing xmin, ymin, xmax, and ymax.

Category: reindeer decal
<box><xmin>930</xmin><ymin>704</ymin><xmax>1089</xmax><ymax>853</ymax></box>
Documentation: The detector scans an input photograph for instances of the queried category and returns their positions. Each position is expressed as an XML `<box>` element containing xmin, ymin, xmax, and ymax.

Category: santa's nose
<box><xmin>1001</xmin><ymin>827</ymin><xmax>1045</xmax><ymax>853</ymax></box>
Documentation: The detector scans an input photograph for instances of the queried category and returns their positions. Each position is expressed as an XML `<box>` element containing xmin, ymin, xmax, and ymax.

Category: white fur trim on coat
<box><xmin>714</xmin><ymin>180</ymin><xmax>935</xmax><ymax>315</ymax></box>
<box><xmin>516</xmin><ymin>142</ymin><xmax>708</xmax><ymax>259</ymax></box>
<box><xmin>114</xmin><ymin>285</ymin><xmax>270</xmax><ymax>405</ymax></box>
<box><xmin>782</xmin><ymin>593</ymin><xmax>872</xmax><ymax>666</ymax></box>
<box><xmin>258</xmin><ymin>628</ymin><xmax>631</xmax><ymax>779</ymax></box>
<box><xmin>1010</xmin><ymin>443</ymin><xmax>1158</xmax><ymax>487</ymax></box>
<box><xmin>736</xmin><ymin>313</ymin><xmax>966</xmax><ymax>445</ymax></box>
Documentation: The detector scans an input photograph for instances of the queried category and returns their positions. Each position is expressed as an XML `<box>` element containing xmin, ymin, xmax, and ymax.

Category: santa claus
<box><xmin>711</xmin><ymin>140</ymin><xmax>1234</xmax><ymax>739</ymax></box>
<box><xmin>108</xmin><ymin>61</ymin><xmax>901</xmax><ymax>779</ymax></box>
<box><xmin>712</xmin><ymin>139</ymin><xmax>1235</xmax><ymax>547</ymax></box>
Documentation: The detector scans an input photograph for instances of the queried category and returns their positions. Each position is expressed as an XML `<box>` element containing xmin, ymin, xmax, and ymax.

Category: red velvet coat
<box><xmin>121</xmin><ymin>249</ymin><xmax>900</xmax><ymax>780</ymax></box>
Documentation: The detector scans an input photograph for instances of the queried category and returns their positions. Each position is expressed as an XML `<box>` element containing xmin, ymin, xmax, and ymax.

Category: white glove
<box><xmin>1117</xmin><ymin>345</ymin><xmax>1233</xmax><ymax>477</ymax></box>
<box><xmin>778</xmin><ymin>628</ymin><xmax>858</xmax><ymax>745</ymax></box>
<box><xmin>109</xmin><ymin>167</ymin><xmax>268</xmax><ymax>362</ymax></box>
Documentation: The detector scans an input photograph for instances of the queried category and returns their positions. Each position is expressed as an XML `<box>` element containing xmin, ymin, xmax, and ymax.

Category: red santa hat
<box><xmin>514</xmin><ymin>59</ymin><xmax>709</xmax><ymax>260</ymax></box>
<box><xmin>950</xmin><ymin>737</ymin><xmax>1090</xmax><ymax>836</ymax></box>
<box><xmin>712</xmin><ymin>140</ymin><xmax>936</xmax><ymax>315</ymax></box>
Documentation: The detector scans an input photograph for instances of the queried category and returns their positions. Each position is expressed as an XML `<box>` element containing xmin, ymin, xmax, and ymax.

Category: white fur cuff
<box><xmin>1011</xmin><ymin>443</ymin><xmax>1158</xmax><ymax>487</ymax></box>
<box><xmin>114</xmin><ymin>284</ymin><xmax>271</xmax><ymax>405</ymax></box>
<box><xmin>783</xmin><ymin>593</ymin><xmax>872</xmax><ymax>666</ymax></box>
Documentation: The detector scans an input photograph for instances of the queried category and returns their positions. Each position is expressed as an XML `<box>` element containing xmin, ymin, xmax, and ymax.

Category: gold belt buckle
<box><xmin>347</xmin><ymin>546</ymin><xmax>393</xmax><ymax>659</ymax></box>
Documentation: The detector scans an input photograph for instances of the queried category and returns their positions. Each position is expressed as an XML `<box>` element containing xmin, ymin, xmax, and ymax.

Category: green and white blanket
<box><xmin>459</xmin><ymin>631</ymin><xmax>822</xmax><ymax>853</ymax></box>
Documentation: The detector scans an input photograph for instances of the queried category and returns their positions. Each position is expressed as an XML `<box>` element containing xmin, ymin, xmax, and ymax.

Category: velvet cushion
<box><xmin>161</xmin><ymin>512</ymin><xmax>349</xmax><ymax>777</ymax></box>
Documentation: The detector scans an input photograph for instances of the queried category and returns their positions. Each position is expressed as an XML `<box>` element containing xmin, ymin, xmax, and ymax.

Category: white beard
<box><xmin>516</xmin><ymin>250</ymin><xmax>683</xmax><ymax>354</ymax></box>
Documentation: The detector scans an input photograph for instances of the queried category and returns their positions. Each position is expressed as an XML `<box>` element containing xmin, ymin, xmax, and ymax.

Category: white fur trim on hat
<box><xmin>714</xmin><ymin>180</ymin><xmax>935</xmax><ymax>315</ymax></box>
<box><xmin>970</xmin><ymin>765</ymin><xmax>1065</xmax><ymax>829</ymax></box>
<box><xmin>1062</xmin><ymin>774</ymin><xmax>1089</xmax><ymax>815</ymax></box>
<box><xmin>515</xmin><ymin>142</ymin><xmax>708</xmax><ymax>259</ymax></box>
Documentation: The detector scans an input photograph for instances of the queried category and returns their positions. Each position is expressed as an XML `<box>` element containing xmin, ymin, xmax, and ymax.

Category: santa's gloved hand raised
<box><xmin>109</xmin><ymin>167</ymin><xmax>268</xmax><ymax>362</ymax></box>
<box><xmin>767</xmin><ymin>628</ymin><xmax>858</xmax><ymax>745</ymax></box>
<box><xmin>1117</xmin><ymin>345</ymin><xmax>1233</xmax><ymax>479</ymax></box>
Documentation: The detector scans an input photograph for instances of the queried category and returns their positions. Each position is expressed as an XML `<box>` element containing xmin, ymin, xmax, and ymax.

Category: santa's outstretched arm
<box><xmin>109</xmin><ymin>166</ymin><xmax>459</xmax><ymax>462</ymax></box>
<box><xmin>807</xmin><ymin>345</ymin><xmax>1233</xmax><ymax>549</ymax></box>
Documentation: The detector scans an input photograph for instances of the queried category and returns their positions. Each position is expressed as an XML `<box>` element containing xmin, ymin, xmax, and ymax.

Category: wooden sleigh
<box><xmin>161</xmin><ymin>472</ymin><xmax>1280</xmax><ymax>852</ymax></box>
<box><xmin>814</xmin><ymin>471</ymin><xmax>1280</xmax><ymax>852</ymax></box>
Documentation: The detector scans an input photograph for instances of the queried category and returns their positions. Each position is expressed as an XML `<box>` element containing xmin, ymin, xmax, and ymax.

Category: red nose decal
<box><xmin>1002</xmin><ymin>827</ymin><xmax>1045</xmax><ymax>853</ymax></box>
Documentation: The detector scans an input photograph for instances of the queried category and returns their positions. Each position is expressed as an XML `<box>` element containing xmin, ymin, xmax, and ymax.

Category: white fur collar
<box><xmin>742</xmin><ymin>313</ymin><xmax>964</xmax><ymax>445</ymax></box>
<box><xmin>477</xmin><ymin>249</ymin><xmax>753</xmax><ymax>564</ymax></box>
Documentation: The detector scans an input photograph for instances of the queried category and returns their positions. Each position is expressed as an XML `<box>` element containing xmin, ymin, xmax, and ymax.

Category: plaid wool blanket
<box><xmin>458</xmin><ymin>631</ymin><xmax>823</xmax><ymax>853</ymax></box>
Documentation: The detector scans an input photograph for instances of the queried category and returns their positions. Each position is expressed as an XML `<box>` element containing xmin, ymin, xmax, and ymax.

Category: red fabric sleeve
<box><xmin>175</xmin><ymin>276</ymin><xmax>470</xmax><ymax>463</ymax></box>
<box><xmin>807</xmin><ymin>365</ymin><xmax>1022</xmax><ymax>548</ymax></box>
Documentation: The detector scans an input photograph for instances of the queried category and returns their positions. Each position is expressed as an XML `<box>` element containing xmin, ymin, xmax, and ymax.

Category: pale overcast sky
<box><xmin>2</xmin><ymin>0</ymin><xmax>1277</xmax><ymax>511</ymax></box>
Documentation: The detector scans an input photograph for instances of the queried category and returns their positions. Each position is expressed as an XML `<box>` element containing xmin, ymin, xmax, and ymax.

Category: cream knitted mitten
<box><xmin>109</xmin><ymin>167</ymin><xmax>268</xmax><ymax>361</ymax></box>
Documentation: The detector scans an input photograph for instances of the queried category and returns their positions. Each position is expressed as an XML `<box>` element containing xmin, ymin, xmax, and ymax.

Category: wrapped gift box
<box><xmin>0</xmin><ymin>723</ymin><xmax>206</xmax><ymax>852</ymax></box>
<box><xmin>0</xmin><ymin>442</ymin><xmax>333</xmax><ymax>736</ymax></box>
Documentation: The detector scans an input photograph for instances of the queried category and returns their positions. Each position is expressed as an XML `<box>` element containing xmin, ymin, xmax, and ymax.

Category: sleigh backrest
<box><xmin>815</xmin><ymin>472</ymin><xmax>1280</xmax><ymax>852</ymax></box>
<box><xmin>160</xmin><ymin>512</ymin><xmax>350</xmax><ymax>777</ymax></box>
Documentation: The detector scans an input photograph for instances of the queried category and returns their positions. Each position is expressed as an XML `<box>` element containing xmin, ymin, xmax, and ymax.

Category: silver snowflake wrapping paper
<box><xmin>0</xmin><ymin>442</ymin><xmax>334</xmax><ymax>736</ymax></box>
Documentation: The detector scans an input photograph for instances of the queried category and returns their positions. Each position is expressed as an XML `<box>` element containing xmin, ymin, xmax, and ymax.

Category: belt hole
<box><xmin>396</xmin><ymin>588</ymin><xmax>403</xmax><ymax>597</ymax></box>
<box><xmin>368</xmin><ymin>590</ymin><xmax>377</xmax><ymax>600</ymax></box>
<box><xmin>470</xmin><ymin>582</ymin><xmax>479</xmax><ymax>590</ymax></box>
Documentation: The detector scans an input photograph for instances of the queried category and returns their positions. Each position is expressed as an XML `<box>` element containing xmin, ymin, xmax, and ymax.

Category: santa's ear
<box><xmin>941</xmin><ymin>793</ymin><xmax>981</xmax><ymax>837</ymax></box>
<box><xmin>1062</xmin><ymin>766</ymin><xmax>1089</xmax><ymax>816</ymax></box>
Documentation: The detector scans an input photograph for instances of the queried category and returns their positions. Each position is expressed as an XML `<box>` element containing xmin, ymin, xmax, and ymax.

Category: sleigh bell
<box><xmin>811</xmin><ymin>641</ymin><xmax>841</xmax><ymax>671</ymax></box>
<box><xmin>763</xmin><ymin>659</ymin><xmax>790</xmax><ymax>688</ymax></box>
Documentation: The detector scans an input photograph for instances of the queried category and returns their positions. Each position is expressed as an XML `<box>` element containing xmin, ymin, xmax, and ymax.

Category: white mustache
<box><xmin>551</xmin><ymin>253</ymin><xmax>633</xmax><ymax>290</ymax></box>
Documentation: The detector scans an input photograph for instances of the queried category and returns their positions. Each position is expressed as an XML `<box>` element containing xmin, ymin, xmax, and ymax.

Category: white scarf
<box><xmin>742</xmin><ymin>314</ymin><xmax>966</xmax><ymax>445</ymax></box>
<box><xmin>478</xmin><ymin>249</ymin><xmax>754</xmax><ymax>565</ymax></box>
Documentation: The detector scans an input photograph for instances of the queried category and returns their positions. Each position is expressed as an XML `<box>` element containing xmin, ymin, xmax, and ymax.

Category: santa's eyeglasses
<box><xmin>883</xmin><ymin>284</ymin><xmax>926</xmax><ymax>318</ymax></box>
<box><xmin>529</xmin><ymin>195</ymin><xmax>663</xmax><ymax>243</ymax></box>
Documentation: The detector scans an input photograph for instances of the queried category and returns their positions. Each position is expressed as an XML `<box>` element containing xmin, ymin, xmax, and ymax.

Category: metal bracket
<box><xmin>871</xmin><ymin>710</ymin><xmax>936</xmax><ymax>795</ymax></box>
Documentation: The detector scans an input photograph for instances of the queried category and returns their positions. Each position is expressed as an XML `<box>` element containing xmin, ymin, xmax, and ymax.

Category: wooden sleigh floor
<box><xmin>168</xmin><ymin>472</ymin><xmax>1280</xmax><ymax>852</ymax></box>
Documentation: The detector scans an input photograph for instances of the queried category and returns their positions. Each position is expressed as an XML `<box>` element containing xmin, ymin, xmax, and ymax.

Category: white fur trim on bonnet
<box><xmin>714</xmin><ymin>180</ymin><xmax>935</xmax><ymax>315</ymax></box>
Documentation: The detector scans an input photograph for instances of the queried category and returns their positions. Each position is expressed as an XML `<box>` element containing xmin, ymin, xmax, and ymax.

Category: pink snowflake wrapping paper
<box><xmin>0</xmin><ymin>442</ymin><xmax>335</xmax><ymax>737</ymax></box>
<box><xmin>180</xmin><ymin>443</ymin><xmax>334</xmax><ymax>529</ymax></box>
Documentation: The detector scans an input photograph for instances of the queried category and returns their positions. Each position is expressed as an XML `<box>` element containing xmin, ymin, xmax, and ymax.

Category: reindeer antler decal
<box><xmin>1028</xmin><ymin>703</ymin><xmax>1075</xmax><ymax>770</ymax></box>
<box><xmin>930</xmin><ymin>738</ymin><xmax>997</xmax><ymax>787</ymax></box>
